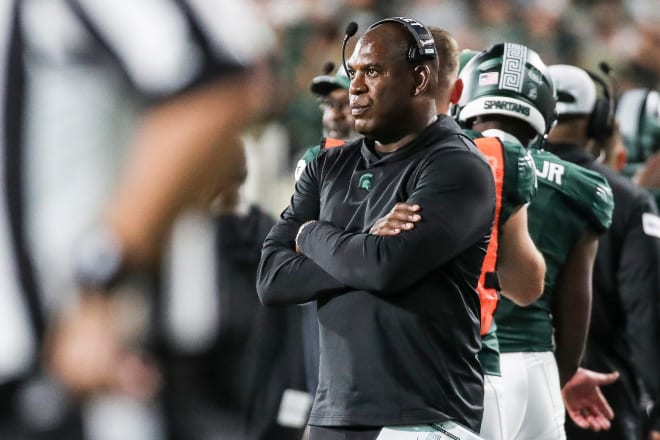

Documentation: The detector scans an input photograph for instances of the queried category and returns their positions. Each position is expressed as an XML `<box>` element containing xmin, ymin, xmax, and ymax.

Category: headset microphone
<box><xmin>342</xmin><ymin>22</ymin><xmax>358</xmax><ymax>77</ymax></box>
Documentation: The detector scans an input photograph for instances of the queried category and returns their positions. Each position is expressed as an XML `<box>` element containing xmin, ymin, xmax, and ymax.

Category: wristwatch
<box><xmin>72</xmin><ymin>225</ymin><xmax>125</xmax><ymax>291</ymax></box>
<box><xmin>295</xmin><ymin>220</ymin><xmax>316</xmax><ymax>253</ymax></box>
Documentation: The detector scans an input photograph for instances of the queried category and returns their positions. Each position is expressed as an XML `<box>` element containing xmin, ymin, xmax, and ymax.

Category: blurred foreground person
<box><xmin>1</xmin><ymin>0</ymin><xmax>274</xmax><ymax>439</ymax></box>
<box><xmin>0</xmin><ymin>2</ymin><xmax>79</xmax><ymax>435</ymax></box>
<box><xmin>158</xmin><ymin>144</ymin><xmax>306</xmax><ymax>440</ymax></box>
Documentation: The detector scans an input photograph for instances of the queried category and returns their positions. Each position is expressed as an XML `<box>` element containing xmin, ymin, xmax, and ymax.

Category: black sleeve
<box><xmin>620</xmin><ymin>194</ymin><xmax>660</xmax><ymax>396</ymax></box>
<box><xmin>297</xmin><ymin>149</ymin><xmax>495</xmax><ymax>294</ymax></box>
<box><xmin>256</xmin><ymin>158</ymin><xmax>346</xmax><ymax>305</ymax></box>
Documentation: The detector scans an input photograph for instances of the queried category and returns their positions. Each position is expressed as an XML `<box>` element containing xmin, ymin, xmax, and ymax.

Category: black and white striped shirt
<box><xmin>0</xmin><ymin>0</ymin><xmax>272</xmax><ymax>381</ymax></box>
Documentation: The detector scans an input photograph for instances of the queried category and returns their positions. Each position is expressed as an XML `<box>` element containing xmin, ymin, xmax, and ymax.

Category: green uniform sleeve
<box><xmin>501</xmin><ymin>140</ymin><xmax>536</xmax><ymax>224</ymax></box>
<box><xmin>531</xmin><ymin>150</ymin><xmax>613</xmax><ymax>233</ymax></box>
<box><xmin>463</xmin><ymin>129</ymin><xmax>537</xmax><ymax>225</ymax></box>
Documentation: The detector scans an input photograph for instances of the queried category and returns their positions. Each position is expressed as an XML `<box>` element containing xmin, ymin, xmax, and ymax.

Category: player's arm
<box><xmin>497</xmin><ymin>144</ymin><xmax>545</xmax><ymax>305</ymax></box>
<box><xmin>70</xmin><ymin>0</ymin><xmax>278</xmax><ymax>271</ymax></box>
<box><xmin>256</xmin><ymin>156</ymin><xmax>346</xmax><ymax>305</ymax></box>
<box><xmin>49</xmin><ymin>0</ymin><xmax>275</xmax><ymax>397</ymax></box>
<box><xmin>296</xmin><ymin>149</ymin><xmax>495</xmax><ymax>294</ymax></box>
<box><xmin>108</xmin><ymin>73</ymin><xmax>264</xmax><ymax>268</ymax></box>
<box><xmin>497</xmin><ymin>205</ymin><xmax>546</xmax><ymax>306</ymax></box>
<box><xmin>551</xmin><ymin>230</ymin><xmax>599</xmax><ymax>386</ymax></box>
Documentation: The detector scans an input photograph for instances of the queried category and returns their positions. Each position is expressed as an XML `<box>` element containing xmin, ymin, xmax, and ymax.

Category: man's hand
<box><xmin>561</xmin><ymin>367</ymin><xmax>619</xmax><ymax>431</ymax></box>
<box><xmin>370</xmin><ymin>203</ymin><xmax>421</xmax><ymax>236</ymax></box>
<box><xmin>46</xmin><ymin>293</ymin><xmax>161</xmax><ymax>400</ymax></box>
<box><xmin>651</xmin><ymin>430</ymin><xmax>660</xmax><ymax>440</ymax></box>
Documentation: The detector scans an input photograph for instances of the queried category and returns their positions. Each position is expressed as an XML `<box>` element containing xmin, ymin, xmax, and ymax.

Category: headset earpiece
<box><xmin>586</xmin><ymin>67</ymin><xmax>615</xmax><ymax>141</ymax></box>
<box><xmin>367</xmin><ymin>17</ymin><xmax>436</xmax><ymax>64</ymax></box>
<box><xmin>588</xmin><ymin>98</ymin><xmax>612</xmax><ymax>140</ymax></box>
<box><xmin>408</xmin><ymin>47</ymin><xmax>417</xmax><ymax>63</ymax></box>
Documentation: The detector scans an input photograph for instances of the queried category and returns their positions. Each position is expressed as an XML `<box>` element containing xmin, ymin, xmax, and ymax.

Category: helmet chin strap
<box><xmin>529</xmin><ymin>133</ymin><xmax>546</xmax><ymax>150</ymax></box>
<box><xmin>533</xmin><ymin>112</ymin><xmax>557</xmax><ymax>150</ymax></box>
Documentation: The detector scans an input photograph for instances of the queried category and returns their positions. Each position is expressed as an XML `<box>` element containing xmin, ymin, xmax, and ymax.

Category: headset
<box><xmin>341</xmin><ymin>17</ymin><xmax>437</xmax><ymax>78</ymax></box>
<box><xmin>341</xmin><ymin>17</ymin><xmax>438</xmax><ymax>78</ymax></box>
<box><xmin>585</xmin><ymin>62</ymin><xmax>615</xmax><ymax>141</ymax></box>
<box><xmin>367</xmin><ymin>17</ymin><xmax>437</xmax><ymax>64</ymax></box>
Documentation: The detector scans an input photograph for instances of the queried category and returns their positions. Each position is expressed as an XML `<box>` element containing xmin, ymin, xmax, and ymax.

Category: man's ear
<box><xmin>449</xmin><ymin>78</ymin><xmax>463</xmax><ymax>104</ymax></box>
<box><xmin>412</xmin><ymin>65</ymin><xmax>431</xmax><ymax>96</ymax></box>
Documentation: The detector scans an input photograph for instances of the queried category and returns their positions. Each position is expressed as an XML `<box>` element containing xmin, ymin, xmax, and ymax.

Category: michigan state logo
<box><xmin>358</xmin><ymin>173</ymin><xmax>373</xmax><ymax>191</ymax></box>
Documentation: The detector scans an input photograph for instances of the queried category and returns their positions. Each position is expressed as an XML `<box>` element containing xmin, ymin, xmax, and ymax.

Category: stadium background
<box><xmin>244</xmin><ymin>0</ymin><xmax>660</xmax><ymax>216</ymax></box>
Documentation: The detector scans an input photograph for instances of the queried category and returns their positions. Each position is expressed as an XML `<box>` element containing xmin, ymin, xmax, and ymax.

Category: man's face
<box><xmin>347</xmin><ymin>29</ymin><xmax>415</xmax><ymax>141</ymax></box>
<box><xmin>320</xmin><ymin>88</ymin><xmax>357</xmax><ymax>140</ymax></box>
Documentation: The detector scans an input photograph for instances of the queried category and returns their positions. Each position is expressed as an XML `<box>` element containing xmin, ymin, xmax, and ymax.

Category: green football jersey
<box><xmin>465</xmin><ymin>130</ymin><xmax>537</xmax><ymax>227</ymax></box>
<box><xmin>496</xmin><ymin>149</ymin><xmax>614</xmax><ymax>353</ymax></box>
<box><xmin>465</xmin><ymin>130</ymin><xmax>537</xmax><ymax>375</ymax></box>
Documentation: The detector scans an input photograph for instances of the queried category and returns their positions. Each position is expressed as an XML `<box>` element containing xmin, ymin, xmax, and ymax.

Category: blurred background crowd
<box><xmin>251</xmin><ymin>0</ymin><xmax>660</xmax><ymax>216</ymax></box>
<box><xmin>0</xmin><ymin>0</ymin><xmax>658</xmax><ymax>439</ymax></box>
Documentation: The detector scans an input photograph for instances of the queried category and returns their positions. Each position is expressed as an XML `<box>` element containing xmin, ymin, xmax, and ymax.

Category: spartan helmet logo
<box><xmin>358</xmin><ymin>173</ymin><xmax>373</xmax><ymax>191</ymax></box>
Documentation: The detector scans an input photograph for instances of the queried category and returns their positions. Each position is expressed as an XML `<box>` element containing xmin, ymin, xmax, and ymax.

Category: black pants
<box><xmin>308</xmin><ymin>425</ymin><xmax>382</xmax><ymax>440</ymax></box>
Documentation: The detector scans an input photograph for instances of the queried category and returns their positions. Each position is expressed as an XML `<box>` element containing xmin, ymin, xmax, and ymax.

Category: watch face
<box><xmin>73</xmin><ymin>226</ymin><xmax>123</xmax><ymax>288</ymax></box>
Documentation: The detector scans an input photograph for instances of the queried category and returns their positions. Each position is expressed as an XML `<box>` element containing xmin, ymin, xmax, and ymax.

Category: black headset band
<box><xmin>586</xmin><ymin>70</ymin><xmax>614</xmax><ymax>111</ymax></box>
<box><xmin>585</xmin><ymin>68</ymin><xmax>615</xmax><ymax>138</ymax></box>
<box><xmin>367</xmin><ymin>17</ymin><xmax>436</xmax><ymax>63</ymax></box>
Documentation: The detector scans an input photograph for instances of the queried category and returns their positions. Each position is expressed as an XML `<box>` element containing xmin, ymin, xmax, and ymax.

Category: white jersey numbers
<box><xmin>536</xmin><ymin>160</ymin><xmax>564</xmax><ymax>185</ymax></box>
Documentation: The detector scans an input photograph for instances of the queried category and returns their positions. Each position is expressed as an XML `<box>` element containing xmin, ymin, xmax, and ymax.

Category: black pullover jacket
<box><xmin>257</xmin><ymin>116</ymin><xmax>495</xmax><ymax>431</ymax></box>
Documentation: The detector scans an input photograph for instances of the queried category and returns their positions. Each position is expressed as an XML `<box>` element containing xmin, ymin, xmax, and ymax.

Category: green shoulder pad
<box><xmin>501</xmin><ymin>140</ymin><xmax>536</xmax><ymax>206</ymax></box>
<box><xmin>294</xmin><ymin>145</ymin><xmax>322</xmax><ymax>182</ymax></box>
<box><xmin>462</xmin><ymin>129</ymin><xmax>482</xmax><ymax>141</ymax></box>
<box><xmin>463</xmin><ymin>129</ymin><xmax>536</xmax><ymax>222</ymax></box>
<box><xmin>531</xmin><ymin>149</ymin><xmax>613</xmax><ymax>233</ymax></box>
